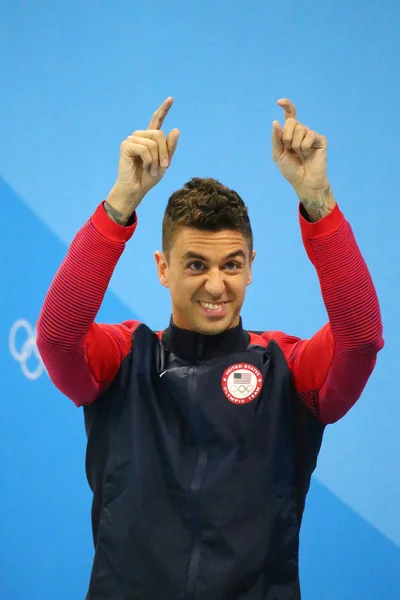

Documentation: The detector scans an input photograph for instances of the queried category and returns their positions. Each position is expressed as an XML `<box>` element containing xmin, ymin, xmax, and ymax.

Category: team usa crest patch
<box><xmin>221</xmin><ymin>363</ymin><xmax>263</xmax><ymax>404</ymax></box>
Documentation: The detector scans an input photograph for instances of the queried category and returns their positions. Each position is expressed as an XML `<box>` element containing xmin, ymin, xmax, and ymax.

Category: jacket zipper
<box><xmin>185</xmin><ymin>365</ymin><xmax>207</xmax><ymax>600</ymax></box>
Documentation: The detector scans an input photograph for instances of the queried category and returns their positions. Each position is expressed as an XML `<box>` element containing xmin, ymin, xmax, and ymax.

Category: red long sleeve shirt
<box><xmin>36</xmin><ymin>201</ymin><xmax>384</xmax><ymax>424</ymax></box>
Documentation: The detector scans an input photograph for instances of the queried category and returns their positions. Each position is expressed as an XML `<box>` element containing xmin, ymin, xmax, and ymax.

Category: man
<box><xmin>37</xmin><ymin>97</ymin><xmax>383</xmax><ymax>599</ymax></box>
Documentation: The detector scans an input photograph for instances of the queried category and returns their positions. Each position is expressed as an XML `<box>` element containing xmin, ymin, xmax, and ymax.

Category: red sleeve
<box><xmin>37</xmin><ymin>202</ymin><xmax>140</xmax><ymax>407</ymax></box>
<box><xmin>260</xmin><ymin>203</ymin><xmax>384</xmax><ymax>424</ymax></box>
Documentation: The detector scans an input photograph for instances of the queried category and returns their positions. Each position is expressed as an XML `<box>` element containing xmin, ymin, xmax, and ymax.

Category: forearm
<box><xmin>298</xmin><ymin>205</ymin><xmax>383</xmax><ymax>422</ymax></box>
<box><xmin>37</xmin><ymin>203</ymin><xmax>136</xmax><ymax>353</ymax></box>
<box><xmin>306</xmin><ymin>210</ymin><xmax>382</xmax><ymax>346</ymax></box>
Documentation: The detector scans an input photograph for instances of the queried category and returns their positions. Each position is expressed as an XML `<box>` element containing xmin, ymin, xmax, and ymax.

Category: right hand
<box><xmin>108</xmin><ymin>97</ymin><xmax>180</xmax><ymax>213</ymax></box>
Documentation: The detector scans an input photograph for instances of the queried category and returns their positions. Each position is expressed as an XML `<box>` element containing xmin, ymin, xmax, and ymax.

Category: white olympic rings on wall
<box><xmin>9</xmin><ymin>319</ymin><xmax>46</xmax><ymax>380</ymax></box>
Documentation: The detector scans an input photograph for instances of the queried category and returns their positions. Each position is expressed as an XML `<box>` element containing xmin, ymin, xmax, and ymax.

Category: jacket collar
<box><xmin>162</xmin><ymin>317</ymin><xmax>249</xmax><ymax>363</ymax></box>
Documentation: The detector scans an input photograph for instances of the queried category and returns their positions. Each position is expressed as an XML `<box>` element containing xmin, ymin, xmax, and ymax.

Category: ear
<box><xmin>154</xmin><ymin>251</ymin><xmax>170</xmax><ymax>288</ymax></box>
<box><xmin>247</xmin><ymin>250</ymin><xmax>256</xmax><ymax>285</ymax></box>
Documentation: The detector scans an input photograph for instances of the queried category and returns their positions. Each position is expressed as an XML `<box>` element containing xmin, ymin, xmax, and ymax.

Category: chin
<box><xmin>194</xmin><ymin>316</ymin><xmax>235</xmax><ymax>336</ymax></box>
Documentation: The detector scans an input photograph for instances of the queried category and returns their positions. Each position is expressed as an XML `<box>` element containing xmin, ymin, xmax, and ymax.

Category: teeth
<box><xmin>201</xmin><ymin>302</ymin><xmax>223</xmax><ymax>310</ymax></box>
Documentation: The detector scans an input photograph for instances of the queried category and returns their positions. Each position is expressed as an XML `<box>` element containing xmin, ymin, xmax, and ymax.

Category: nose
<box><xmin>204</xmin><ymin>270</ymin><xmax>226</xmax><ymax>298</ymax></box>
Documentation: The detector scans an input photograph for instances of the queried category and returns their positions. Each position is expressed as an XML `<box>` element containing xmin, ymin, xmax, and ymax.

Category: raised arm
<box><xmin>266</xmin><ymin>99</ymin><xmax>384</xmax><ymax>423</ymax></box>
<box><xmin>37</xmin><ymin>97</ymin><xmax>180</xmax><ymax>407</ymax></box>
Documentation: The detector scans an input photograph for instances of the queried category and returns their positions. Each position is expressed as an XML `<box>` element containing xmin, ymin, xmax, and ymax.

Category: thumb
<box><xmin>271</xmin><ymin>120</ymin><xmax>284</xmax><ymax>162</ymax></box>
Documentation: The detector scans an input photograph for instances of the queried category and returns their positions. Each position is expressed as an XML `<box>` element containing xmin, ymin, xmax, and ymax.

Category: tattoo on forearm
<box><xmin>104</xmin><ymin>201</ymin><xmax>129</xmax><ymax>225</ymax></box>
<box><xmin>300</xmin><ymin>186</ymin><xmax>336</xmax><ymax>222</ymax></box>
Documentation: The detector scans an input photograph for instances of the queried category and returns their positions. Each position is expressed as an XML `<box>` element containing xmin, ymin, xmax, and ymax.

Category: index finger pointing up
<box><xmin>277</xmin><ymin>98</ymin><xmax>297</xmax><ymax>121</ymax></box>
<box><xmin>148</xmin><ymin>97</ymin><xmax>174</xmax><ymax>130</ymax></box>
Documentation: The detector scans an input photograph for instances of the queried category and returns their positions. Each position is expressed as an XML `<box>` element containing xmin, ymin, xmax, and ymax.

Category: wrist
<box><xmin>295</xmin><ymin>182</ymin><xmax>336</xmax><ymax>222</ymax></box>
<box><xmin>105</xmin><ymin>184</ymin><xmax>144</xmax><ymax>225</ymax></box>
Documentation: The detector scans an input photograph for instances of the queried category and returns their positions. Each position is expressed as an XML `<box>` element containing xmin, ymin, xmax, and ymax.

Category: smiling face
<box><xmin>155</xmin><ymin>226</ymin><xmax>255</xmax><ymax>335</ymax></box>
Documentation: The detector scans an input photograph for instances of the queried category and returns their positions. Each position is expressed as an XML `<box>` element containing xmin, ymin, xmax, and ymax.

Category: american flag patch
<box><xmin>233</xmin><ymin>372</ymin><xmax>252</xmax><ymax>384</ymax></box>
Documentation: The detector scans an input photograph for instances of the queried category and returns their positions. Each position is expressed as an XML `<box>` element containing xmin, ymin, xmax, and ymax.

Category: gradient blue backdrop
<box><xmin>1</xmin><ymin>1</ymin><xmax>399</xmax><ymax>598</ymax></box>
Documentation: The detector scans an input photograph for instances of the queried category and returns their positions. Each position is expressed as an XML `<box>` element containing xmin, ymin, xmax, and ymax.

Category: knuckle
<box><xmin>141</xmin><ymin>149</ymin><xmax>150</xmax><ymax>162</ymax></box>
<box><xmin>140</xmin><ymin>147</ymin><xmax>151</xmax><ymax>160</ymax></box>
<box><xmin>152</xmin><ymin>130</ymin><xmax>165</xmax><ymax>143</ymax></box>
<box><xmin>149</xmin><ymin>139</ymin><xmax>158</xmax><ymax>152</ymax></box>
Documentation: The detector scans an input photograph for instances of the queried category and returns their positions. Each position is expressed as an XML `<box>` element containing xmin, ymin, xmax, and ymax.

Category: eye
<box><xmin>225</xmin><ymin>261</ymin><xmax>241</xmax><ymax>271</ymax></box>
<box><xmin>187</xmin><ymin>261</ymin><xmax>205</xmax><ymax>272</ymax></box>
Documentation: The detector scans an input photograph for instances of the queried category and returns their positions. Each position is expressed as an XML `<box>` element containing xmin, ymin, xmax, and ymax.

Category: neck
<box><xmin>162</xmin><ymin>317</ymin><xmax>249</xmax><ymax>363</ymax></box>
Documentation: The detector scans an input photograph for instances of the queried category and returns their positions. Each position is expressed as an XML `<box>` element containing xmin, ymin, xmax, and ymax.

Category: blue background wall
<box><xmin>1</xmin><ymin>1</ymin><xmax>399</xmax><ymax>597</ymax></box>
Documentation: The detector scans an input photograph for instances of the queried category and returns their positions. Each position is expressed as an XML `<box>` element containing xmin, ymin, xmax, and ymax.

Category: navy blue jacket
<box><xmin>84</xmin><ymin>319</ymin><xmax>325</xmax><ymax>599</ymax></box>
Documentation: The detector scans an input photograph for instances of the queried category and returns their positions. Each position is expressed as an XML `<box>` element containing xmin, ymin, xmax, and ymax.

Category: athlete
<box><xmin>37</xmin><ymin>97</ymin><xmax>384</xmax><ymax>599</ymax></box>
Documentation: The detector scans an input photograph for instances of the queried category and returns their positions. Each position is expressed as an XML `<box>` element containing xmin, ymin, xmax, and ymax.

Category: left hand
<box><xmin>272</xmin><ymin>99</ymin><xmax>328</xmax><ymax>193</ymax></box>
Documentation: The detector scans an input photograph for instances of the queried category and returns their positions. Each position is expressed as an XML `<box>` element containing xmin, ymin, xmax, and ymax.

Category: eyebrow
<box><xmin>182</xmin><ymin>250</ymin><xmax>247</xmax><ymax>261</ymax></box>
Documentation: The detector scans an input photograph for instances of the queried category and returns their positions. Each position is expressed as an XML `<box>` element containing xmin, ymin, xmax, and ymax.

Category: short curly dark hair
<box><xmin>162</xmin><ymin>177</ymin><xmax>253</xmax><ymax>257</ymax></box>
